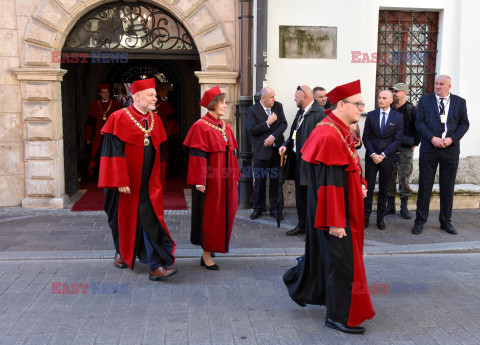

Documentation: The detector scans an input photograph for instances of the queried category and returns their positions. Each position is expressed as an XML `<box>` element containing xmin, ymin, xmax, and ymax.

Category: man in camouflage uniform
<box><xmin>386</xmin><ymin>83</ymin><xmax>420</xmax><ymax>219</ymax></box>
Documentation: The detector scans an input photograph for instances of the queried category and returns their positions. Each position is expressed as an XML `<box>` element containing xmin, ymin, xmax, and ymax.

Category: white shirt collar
<box><xmin>380</xmin><ymin>107</ymin><xmax>391</xmax><ymax>115</ymax></box>
<box><xmin>303</xmin><ymin>100</ymin><xmax>314</xmax><ymax>113</ymax></box>
<box><xmin>435</xmin><ymin>93</ymin><xmax>451</xmax><ymax>102</ymax></box>
<box><xmin>134</xmin><ymin>103</ymin><xmax>148</xmax><ymax>115</ymax></box>
<box><xmin>260</xmin><ymin>100</ymin><xmax>270</xmax><ymax>113</ymax></box>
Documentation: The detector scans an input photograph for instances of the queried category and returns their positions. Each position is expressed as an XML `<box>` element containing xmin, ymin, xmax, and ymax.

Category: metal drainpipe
<box><xmin>238</xmin><ymin>0</ymin><xmax>253</xmax><ymax>208</ymax></box>
<box><xmin>255</xmin><ymin>0</ymin><xmax>268</xmax><ymax>92</ymax></box>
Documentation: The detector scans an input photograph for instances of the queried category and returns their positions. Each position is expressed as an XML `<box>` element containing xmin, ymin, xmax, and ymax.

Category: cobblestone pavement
<box><xmin>1</xmin><ymin>254</ymin><xmax>480</xmax><ymax>345</ymax></box>
<box><xmin>0</xmin><ymin>208</ymin><xmax>479</xmax><ymax>254</ymax></box>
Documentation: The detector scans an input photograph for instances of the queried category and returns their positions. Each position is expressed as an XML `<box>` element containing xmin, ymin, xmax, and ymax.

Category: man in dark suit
<box><xmin>247</xmin><ymin>87</ymin><xmax>288</xmax><ymax>220</ymax></box>
<box><xmin>279</xmin><ymin>85</ymin><xmax>326</xmax><ymax>236</ymax></box>
<box><xmin>412</xmin><ymin>75</ymin><xmax>469</xmax><ymax>235</ymax></box>
<box><xmin>363</xmin><ymin>90</ymin><xmax>403</xmax><ymax>230</ymax></box>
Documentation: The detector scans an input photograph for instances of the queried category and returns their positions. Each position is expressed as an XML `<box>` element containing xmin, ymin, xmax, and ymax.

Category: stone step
<box><xmin>280</xmin><ymin>182</ymin><xmax>480</xmax><ymax>210</ymax></box>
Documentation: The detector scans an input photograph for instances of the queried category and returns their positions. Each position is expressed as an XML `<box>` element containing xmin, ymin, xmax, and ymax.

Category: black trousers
<box><xmin>252</xmin><ymin>152</ymin><xmax>280</xmax><ymax>211</ymax></box>
<box><xmin>294</xmin><ymin>160</ymin><xmax>308</xmax><ymax>229</ymax></box>
<box><xmin>415</xmin><ymin>150</ymin><xmax>459</xmax><ymax>225</ymax></box>
<box><xmin>364</xmin><ymin>156</ymin><xmax>395</xmax><ymax>221</ymax></box>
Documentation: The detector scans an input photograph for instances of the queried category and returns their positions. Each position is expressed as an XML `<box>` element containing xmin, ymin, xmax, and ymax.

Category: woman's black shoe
<box><xmin>200</xmin><ymin>256</ymin><xmax>219</xmax><ymax>270</ymax></box>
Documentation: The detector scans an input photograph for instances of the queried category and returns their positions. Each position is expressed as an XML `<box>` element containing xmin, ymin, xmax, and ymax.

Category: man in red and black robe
<box><xmin>84</xmin><ymin>83</ymin><xmax>122</xmax><ymax>177</ymax></box>
<box><xmin>284</xmin><ymin>80</ymin><xmax>375</xmax><ymax>334</ymax></box>
<box><xmin>99</xmin><ymin>78</ymin><xmax>177</xmax><ymax>281</ymax></box>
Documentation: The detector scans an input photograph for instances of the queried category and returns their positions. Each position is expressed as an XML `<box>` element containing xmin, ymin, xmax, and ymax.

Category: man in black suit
<box><xmin>247</xmin><ymin>87</ymin><xmax>288</xmax><ymax>220</ymax></box>
<box><xmin>313</xmin><ymin>86</ymin><xmax>332</xmax><ymax>109</ymax></box>
<box><xmin>363</xmin><ymin>90</ymin><xmax>403</xmax><ymax>230</ymax></box>
<box><xmin>279</xmin><ymin>85</ymin><xmax>326</xmax><ymax>236</ymax></box>
<box><xmin>412</xmin><ymin>75</ymin><xmax>469</xmax><ymax>235</ymax></box>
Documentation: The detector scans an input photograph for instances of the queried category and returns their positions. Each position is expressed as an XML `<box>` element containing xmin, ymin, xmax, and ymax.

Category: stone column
<box><xmin>194</xmin><ymin>71</ymin><xmax>239</xmax><ymax>123</ymax></box>
<box><xmin>12</xmin><ymin>68</ymin><xmax>68</xmax><ymax>209</ymax></box>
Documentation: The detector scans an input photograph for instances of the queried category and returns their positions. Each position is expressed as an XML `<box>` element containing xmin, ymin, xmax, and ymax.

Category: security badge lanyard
<box><xmin>292</xmin><ymin>110</ymin><xmax>306</xmax><ymax>140</ymax></box>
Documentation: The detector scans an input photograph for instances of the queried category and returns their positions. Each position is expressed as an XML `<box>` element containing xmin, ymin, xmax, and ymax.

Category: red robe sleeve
<box><xmin>301</xmin><ymin>126</ymin><xmax>353</xmax><ymax>230</ymax></box>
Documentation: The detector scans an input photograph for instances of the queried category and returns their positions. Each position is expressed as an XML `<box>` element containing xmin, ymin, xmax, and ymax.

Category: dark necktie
<box><xmin>380</xmin><ymin>111</ymin><xmax>386</xmax><ymax>134</ymax></box>
<box><xmin>439</xmin><ymin>98</ymin><xmax>445</xmax><ymax>115</ymax></box>
<box><xmin>296</xmin><ymin>109</ymin><xmax>305</xmax><ymax>130</ymax></box>
<box><xmin>439</xmin><ymin>98</ymin><xmax>446</xmax><ymax>133</ymax></box>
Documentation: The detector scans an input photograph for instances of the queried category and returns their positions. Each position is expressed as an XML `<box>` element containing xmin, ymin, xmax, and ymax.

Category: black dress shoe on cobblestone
<box><xmin>412</xmin><ymin>224</ymin><xmax>423</xmax><ymax>235</ymax></box>
<box><xmin>441</xmin><ymin>223</ymin><xmax>457</xmax><ymax>235</ymax></box>
<box><xmin>201</xmin><ymin>257</ymin><xmax>219</xmax><ymax>270</ymax></box>
<box><xmin>377</xmin><ymin>219</ymin><xmax>386</xmax><ymax>230</ymax></box>
<box><xmin>325</xmin><ymin>318</ymin><xmax>365</xmax><ymax>334</ymax></box>
<box><xmin>286</xmin><ymin>226</ymin><xmax>306</xmax><ymax>236</ymax></box>
<box><xmin>250</xmin><ymin>209</ymin><xmax>262</xmax><ymax>220</ymax></box>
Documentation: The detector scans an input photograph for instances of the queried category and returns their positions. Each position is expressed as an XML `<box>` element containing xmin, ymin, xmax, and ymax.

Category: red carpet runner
<box><xmin>71</xmin><ymin>177</ymin><xmax>188</xmax><ymax>211</ymax></box>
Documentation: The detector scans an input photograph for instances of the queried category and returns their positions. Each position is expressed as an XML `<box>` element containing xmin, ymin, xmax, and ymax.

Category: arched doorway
<box><xmin>15</xmin><ymin>0</ymin><xmax>238</xmax><ymax>209</ymax></box>
<box><xmin>60</xmin><ymin>1</ymin><xmax>201</xmax><ymax>196</ymax></box>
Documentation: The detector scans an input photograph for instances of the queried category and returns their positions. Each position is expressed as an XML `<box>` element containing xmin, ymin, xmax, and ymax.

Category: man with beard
<box><xmin>283</xmin><ymin>80</ymin><xmax>375</xmax><ymax>334</ymax></box>
<box><xmin>99</xmin><ymin>78</ymin><xmax>177</xmax><ymax>280</ymax></box>
<box><xmin>279</xmin><ymin>85</ymin><xmax>325</xmax><ymax>236</ymax></box>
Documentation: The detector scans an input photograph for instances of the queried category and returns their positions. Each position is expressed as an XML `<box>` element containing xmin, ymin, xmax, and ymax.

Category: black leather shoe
<box><xmin>250</xmin><ymin>209</ymin><xmax>262</xmax><ymax>220</ymax></box>
<box><xmin>325</xmin><ymin>318</ymin><xmax>365</xmax><ymax>334</ymax></box>
<box><xmin>412</xmin><ymin>224</ymin><xmax>423</xmax><ymax>235</ymax></box>
<box><xmin>377</xmin><ymin>219</ymin><xmax>386</xmax><ymax>230</ymax></box>
<box><xmin>441</xmin><ymin>223</ymin><xmax>457</xmax><ymax>235</ymax></box>
<box><xmin>201</xmin><ymin>256</ymin><xmax>219</xmax><ymax>270</ymax></box>
<box><xmin>270</xmin><ymin>209</ymin><xmax>278</xmax><ymax>219</ymax></box>
<box><xmin>286</xmin><ymin>226</ymin><xmax>306</xmax><ymax>236</ymax></box>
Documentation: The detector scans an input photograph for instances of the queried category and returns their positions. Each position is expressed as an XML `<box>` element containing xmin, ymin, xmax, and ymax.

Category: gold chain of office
<box><xmin>317</xmin><ymin>121</ymin><xmax>363</xmax><ymax>176</ymax></box>
<box><xmin>98</xmin><ymin>100</ymin><xmax>113</xmax><ymax>121</ymax></box>
<box><xmin>125</xmin><ymin>108</ymin><xmax>155</xmax><ymax>146</ymax></box>
<box><xmin>200</xmin><ymin>119</ymin><xmax>228</xmax><ymax>142</ymax></box>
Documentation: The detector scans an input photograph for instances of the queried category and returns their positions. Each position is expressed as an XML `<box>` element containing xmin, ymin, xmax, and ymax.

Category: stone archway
<box><xmin>13</xmin><ymin>0</ymin><xmax>239</xmax><ymax>209</ymax></box>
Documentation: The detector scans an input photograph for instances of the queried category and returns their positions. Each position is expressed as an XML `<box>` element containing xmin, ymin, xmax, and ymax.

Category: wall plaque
<box><xmin>279</xmin><ymin>26</ymin><xmax>337</xmax><ymax>59</ymax></box>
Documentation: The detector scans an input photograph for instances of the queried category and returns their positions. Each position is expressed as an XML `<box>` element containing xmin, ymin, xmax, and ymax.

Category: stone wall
<box><xmin>0</xmin><ymin>0</ymin><xmax>24</xmax><ymax>207</ymax></box>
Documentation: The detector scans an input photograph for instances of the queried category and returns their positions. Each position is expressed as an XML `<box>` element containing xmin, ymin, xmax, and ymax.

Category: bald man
<box><xmin>363</xmin><ymin>90</ymin><xmax>403</xmax><ymax>230</ymax></box>
<box><xmin>412</xmin><ymin>75</ymin><xmax>469</xmax><ymax>235</ymax></box>
<box><xmin>280</xmin><ymin>85</ymin><xmax>326</xmax><ymax>236</ymax></box>
<box><xmin>247</xmin><ymin>87</ymin><xmax>288</xmax><ymax>219</ymax></box>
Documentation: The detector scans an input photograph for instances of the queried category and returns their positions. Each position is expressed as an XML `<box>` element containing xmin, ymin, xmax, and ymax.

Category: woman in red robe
<box><xmin>183</xmin><ymin>86</ymin><xmax>241</xmax><ymax>270</ymax></box>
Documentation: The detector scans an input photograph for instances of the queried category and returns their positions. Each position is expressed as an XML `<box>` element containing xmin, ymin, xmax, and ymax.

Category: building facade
<box><xmin>1</xmin><ymin>0</ymin><xmax>478</xmax><ymax>208</ymax></box>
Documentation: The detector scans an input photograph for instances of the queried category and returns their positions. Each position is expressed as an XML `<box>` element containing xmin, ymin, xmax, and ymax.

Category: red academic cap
<box><xmin>96</xmin><ymin>83</ymin><xmax>110</xmax><ymax>90</ymax></box>
<box><xmin>199</xmin><ymin>85</ymin><xmax>222</xmax><ymax>108</ymax></box>
<box><xmin>130</xmin><ymin>78</ymin><xmax>156</xmax><ymax>95</ymax></box>
<box><xmin>326</xmin><ymin>80</ymin><xmax>362</xmax><ymax>104</ymax></box>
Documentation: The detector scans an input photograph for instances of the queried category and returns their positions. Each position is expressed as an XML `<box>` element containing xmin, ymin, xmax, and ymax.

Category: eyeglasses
<box><xmin>341</xmin><ymin>100</ymin><xmax>365</xmax><ymax>109</ymax></box>
<box><xmin>297</xmin><ymin>86</ymin><xmax>307</xmax><ymax>97</ymax></box>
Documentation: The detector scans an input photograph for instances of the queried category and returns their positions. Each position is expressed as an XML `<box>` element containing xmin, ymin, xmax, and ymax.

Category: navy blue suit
<box><xmin>247</xmin><ymin>101</ymin><xmax>287</xmax><ymax>211</ymax></box>
<box><xmin>363</xmin><ymin>109</ymin><xmax>403</xmax><ymax>222</ymax></box>
<box><xmin>415</xmin><ymin>93</ymin><xmax>469</xmax><ymax>226</ymax></box>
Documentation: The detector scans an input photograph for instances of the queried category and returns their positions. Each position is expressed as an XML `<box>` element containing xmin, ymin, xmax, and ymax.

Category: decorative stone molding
<box><xmin>195</xmin><ymin>71</ymin><xmax>239</xmax><ymax>123</ymax></box>
<box><xmin>14</xmin><ymin>0</ymin><xmax>240</xmax><ymax>209</ymax></box>
<box><xmin>12</xmin><ymin>67</ymin><xmax>69</xmax><ymax>209</ymax></box>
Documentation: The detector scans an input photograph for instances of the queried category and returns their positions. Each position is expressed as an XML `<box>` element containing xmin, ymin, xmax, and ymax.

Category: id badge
<box><xmin>292</xmin><ymin>130</ymin><xmax>297</xmax><ymax>140</ymax></box>
<box><xmin>440</xmin><ymin>115</ymin><xmax>447</xmax><ymax>124</ymax></box>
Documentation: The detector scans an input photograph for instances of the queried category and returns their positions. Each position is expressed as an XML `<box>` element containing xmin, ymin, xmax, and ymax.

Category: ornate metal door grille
<box><xmin>64</xmin><ymin>1</ymin><xmax>196</xmax><ymax>53</ymax></box>
<box><xmin>376</xmin><ymin>10</ymin><xmax>439</xmax><ymax>105</ymax></box>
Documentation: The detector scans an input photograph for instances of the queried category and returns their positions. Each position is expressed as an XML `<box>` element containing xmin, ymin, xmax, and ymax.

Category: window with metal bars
<box><xmin>375</xmin><ymin>10</ymin><xmax>439</xmax><ymax>106</ymax></box>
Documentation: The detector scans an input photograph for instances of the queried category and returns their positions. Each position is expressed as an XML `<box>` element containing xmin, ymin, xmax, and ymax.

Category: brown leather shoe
<box><xmin>114</xmin><ymin>252</ymin><xmax>128</xmax><ymax>268</ymax></box>
<box><xmin>149</xmin><ymin>266</ymin><xmax>177</xmax><ymax>281</ymax></box>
